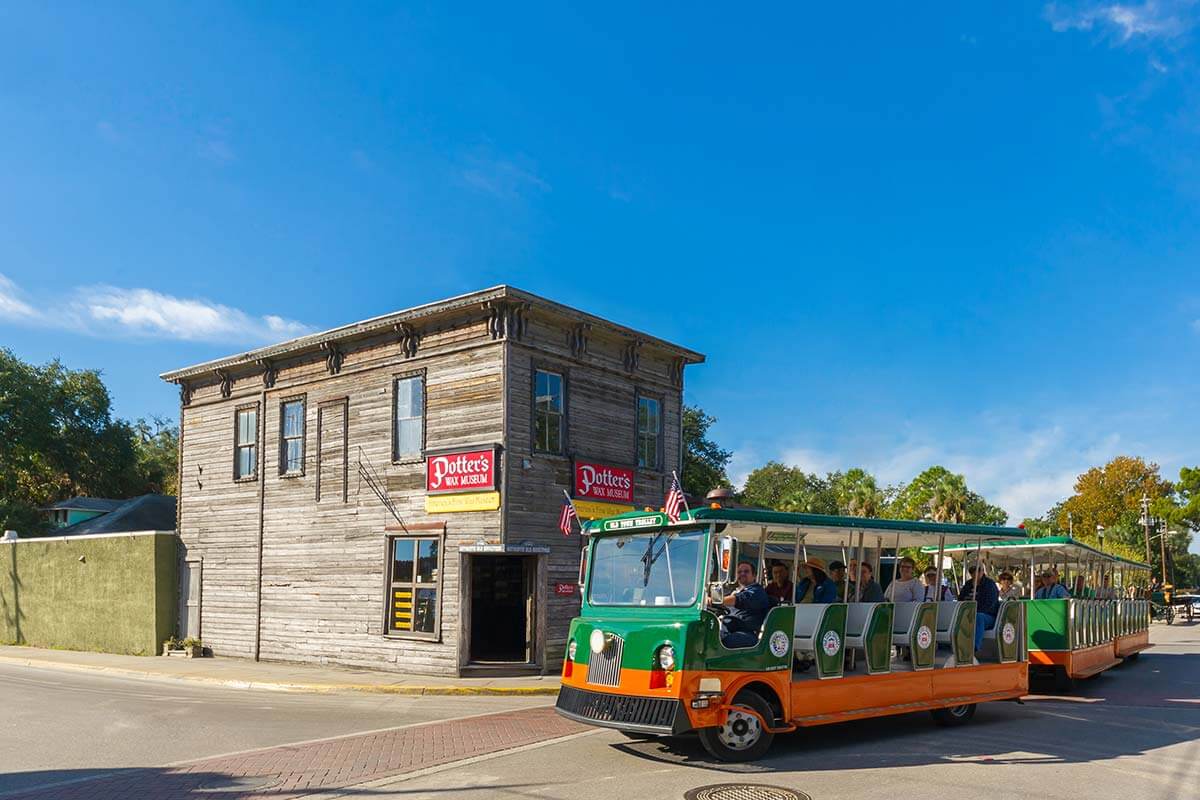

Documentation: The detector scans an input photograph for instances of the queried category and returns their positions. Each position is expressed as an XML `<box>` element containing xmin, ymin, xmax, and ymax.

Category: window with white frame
<box><xmin>533</xmin><ymin>369</ymin><xmax>564</xmax><ymax>453</ymax></box>
<box><xmin>280</xmin><ymin>398</ymin><xmax>305</xmax><ymax>475</ymax></box>
<box><xmin>393</xmin><ymin>375</ymin><xmax>424</xmax><ymax>460</ymax></box>
<box><xmin>636</xmin><ymin>395</ymin><xmax>661</xmax><ymax>470</ymax></box>
<box><xmin>235</xmin><ymin>405</ymin><xmax>258</xmax><ymax>480</ymax></box>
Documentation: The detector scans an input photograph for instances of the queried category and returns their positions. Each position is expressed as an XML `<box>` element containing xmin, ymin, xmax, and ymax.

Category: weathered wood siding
<box><xmin>178</xmin><ymin>318</ymin><xmax>504</xmax><ymax>675</ymax></box>
<box><xmin>504</xmin><ymin>312</ymin><xmax>683</xmax><ymax>665</ymax></box>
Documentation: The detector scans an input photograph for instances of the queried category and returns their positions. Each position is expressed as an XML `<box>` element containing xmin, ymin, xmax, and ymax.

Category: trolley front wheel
<box><xmin>698</xmin><ymin>689</ymin><xmax>776</xmax><ymax>762</ymax></box>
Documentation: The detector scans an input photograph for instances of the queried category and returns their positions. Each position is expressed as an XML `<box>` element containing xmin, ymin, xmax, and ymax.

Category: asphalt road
<box><xmin>373</xmin><ymin>622</ymin><xmax>1200</xmax><ymax>800</ymax></box>
<box><xmin>1</xmin><ymin>623</ymin><xmax>1197</xmax><ymax>800</ymax></box>
<box><xmin>0</xmin><ymin>666</ymin><xmax>549</xmax><ymax>796</ymax></box>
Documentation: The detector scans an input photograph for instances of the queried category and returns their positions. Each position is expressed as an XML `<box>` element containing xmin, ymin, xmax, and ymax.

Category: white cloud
<box><xmin>0</xmin><ymin>274</ymin><xmax>313</xmax><ymax>345</ymax></box>
<box><xmin>0</xmin><ymin>273</ymin><xmax>40</xmax><ymax>322</ymax></box>
<box><xmin>460</xmin><ymin>149</ymin><xmax>550</xmax><ymax>199</ymax></box>
<box><xmin>80</xmin><ymin>286</ymin><xmax>312</xmax><ymax>343</ymax></box>
<box><xmin>1046</xmin><ymin>1</ymin><xmax>1194</xmax><ymax>43</ymax></box>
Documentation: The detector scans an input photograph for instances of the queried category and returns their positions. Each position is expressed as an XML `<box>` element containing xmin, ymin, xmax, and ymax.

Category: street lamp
<box><xmin>1096</xmin><ymin>524</ymin><xmax>1105</xmax><ymax>551</ymax></box>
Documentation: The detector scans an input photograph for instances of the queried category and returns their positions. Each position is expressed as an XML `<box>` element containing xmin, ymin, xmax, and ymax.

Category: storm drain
<box><xmin>684</xmin><ymin>785</ymin><xmax>812</xmax><ymax>800</ymax></box>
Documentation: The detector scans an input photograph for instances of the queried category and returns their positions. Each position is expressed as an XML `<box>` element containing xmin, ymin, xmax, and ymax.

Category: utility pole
<box><xmin>1158</xmin><ymin>519</ymin><xmax>1170</xmax><ymax>587</ymax></box>
<box><xmin>1140</xmin><ymin>494</ymin><xmax>1152</xmax><ymax>568</ymax></box>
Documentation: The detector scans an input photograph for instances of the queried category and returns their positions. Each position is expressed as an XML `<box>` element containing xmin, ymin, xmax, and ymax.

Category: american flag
<box><xmin>665</xmin><ymin>472</ymin><xmax>686</xmax><ymax>522</ymax></box>
<box><xmin>558</xmin><ymin>493</ymin><xmax>578</xmax><ymax>536</ymax></box>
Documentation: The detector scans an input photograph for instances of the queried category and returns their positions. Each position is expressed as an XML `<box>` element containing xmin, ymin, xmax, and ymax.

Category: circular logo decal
<box><xmin>769</xmin><ymin>630</ymin><xmax>790</xmax><ymax>658</ymax></box>
<box><xmin>1002</xmin><ymin>622</ymin><xmax>1016</xmax><ymax>646</ymax></box>
<box><xmin>821</xmin><ymin>630</ymin><xmax>841</xmax><ymax>657</ymax></box>
<box><xmin>916</xmin><ymin>625</ymin><xmax>933</xmax><ymax>649</ymax></box>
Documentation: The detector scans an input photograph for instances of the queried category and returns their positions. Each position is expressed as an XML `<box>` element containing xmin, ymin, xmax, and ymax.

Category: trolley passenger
<box><xmin>718</xmin><ymin>560</ymin><xmax>770</xmax><ymax>648</ymax></box>
<box><xmin>856</xmin><ymin>562</ymin><xmax>884</xmax><ymax>602</ymax></box>
<box><xmin>998</xmin><ymin>572</ymin><xmax>1021</xmax><ymax>601</ymax></box>
<box><xmin>959</xmin><ymin>564</ymin><xmax>999</xmax><ymax>651</ymax></box>
<box><xmin>795</xmin><ymin>558</ymin><xmax>838</xmax><ymax>604</ymax></box>
<box><xmin>921</xmin><ymin>566</ymin><xmax>955</xmax><ymax>602</ymax></box>
<box><xmin>1035</xmin><ymin>570</ymin><xmax>1070</xmax><ymax>599</ymax></box>
<box><xmin>766</xmin><ymin>561</ymin><xmax>793</xmax><ymax>605</ymax></box>
<box><xmin>884</xmin><ymin>557</ymin><xmax>924</xmax><ymax>602</ymax></box>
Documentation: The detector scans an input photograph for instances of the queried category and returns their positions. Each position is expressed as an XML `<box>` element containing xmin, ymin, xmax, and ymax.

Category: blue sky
<box><xmin>1</xmin><ymin>3</ymin><xmax>1198</xmax><ymax>541</ymax></box>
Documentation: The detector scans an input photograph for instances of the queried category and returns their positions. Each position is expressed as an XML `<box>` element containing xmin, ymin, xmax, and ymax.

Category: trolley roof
<box><xmin>921</xmin><ymin>535</ymin><xmax>1151</xmax><ymax>570</ymax></box>
<box><xmin>584</xmin><ymin>506</ymin><xmax>1030</xmax><ymax>548</ymax></box>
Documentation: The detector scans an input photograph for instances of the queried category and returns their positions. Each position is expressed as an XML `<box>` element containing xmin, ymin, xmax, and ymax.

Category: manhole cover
<box><xmin>194</xmin><ymin>775</ymin><xmax>279</xmax><ymax>793</ymax></box>
<box><xmin>685</xmin><ymin>785</ymin><xmax>811</xmax><ymax>800</ymax></box>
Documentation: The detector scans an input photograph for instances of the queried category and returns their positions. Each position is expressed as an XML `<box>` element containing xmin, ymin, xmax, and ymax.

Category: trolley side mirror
<box><xmin>717</xmin><ymin>536</ymin><xmax>739</xmax><ymax>585</ymax></box>
<box><xmin>577</xmin><ymin>537</ymin><xmax>588</xmax><ymax>588</ymax></box>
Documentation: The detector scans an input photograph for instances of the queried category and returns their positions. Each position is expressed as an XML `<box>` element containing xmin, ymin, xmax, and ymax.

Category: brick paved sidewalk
<box><xmin>9</xmin><ymin>707</ymin><xmax>589</xmax><ymax>800</ymax></box>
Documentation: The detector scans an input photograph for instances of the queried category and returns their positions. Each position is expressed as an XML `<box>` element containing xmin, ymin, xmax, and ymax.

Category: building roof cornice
<box><xmin>160</xmin><ymin>285</ymin><xmax>705</xmax><ymax>383</ymax></box>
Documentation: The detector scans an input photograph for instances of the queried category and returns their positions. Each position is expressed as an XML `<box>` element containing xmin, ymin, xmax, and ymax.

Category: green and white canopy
<box><xmin>585</xmin><ymin>507</ymin><xmax>1030</xmax><ymax>549</ymax></box>
<box><xmin>920</xmin><ymin>535</ymin><xmax>1151</xmax><ymax>572</ymax></box>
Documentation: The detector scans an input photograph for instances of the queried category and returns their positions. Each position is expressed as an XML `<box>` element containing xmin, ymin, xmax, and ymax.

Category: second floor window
<box><xmin>394</xmin><ymin>375</ymin><xmax>424</xmax><ymax>460</ymax></box>
<box><xmin>533</xmin><ymin>369</ymin><xmax>564</xmax><ymax>453</ymax></box>
<box><xmin>235</xmin><ymin>406</ymin><xmax>258</xmax><ymax>479</ymax></box>
<box><xmin>637</xmin><ymin>395</ymin><xmax>661</xmax><ymax>470</ymax></box>
<box><xmin>280</xmin><ymin>399</ymin><xmax>304</xmax><ymax>475</ymax></box>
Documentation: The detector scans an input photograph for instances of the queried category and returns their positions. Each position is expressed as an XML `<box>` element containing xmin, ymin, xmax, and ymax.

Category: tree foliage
<box><xmin>680</xmin><ymin>405</ymin><xmax>731</xmax><ymax>499</ymax></box>
<box><xmin>0</xmin><ymin>349</ymin><xmax>178</xmax><ymax>534</ymax></box>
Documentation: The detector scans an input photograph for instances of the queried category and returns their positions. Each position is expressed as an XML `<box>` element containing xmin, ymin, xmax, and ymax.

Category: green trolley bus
<box><xmin>927</xmin><ymin>536</ymin><xmax>1152</xmax><ymax>690</ymax></box>
<box><xmin>555</xmin><ymin>504</ymin><xmax>1031</xmax><ymax>761</ymax></box>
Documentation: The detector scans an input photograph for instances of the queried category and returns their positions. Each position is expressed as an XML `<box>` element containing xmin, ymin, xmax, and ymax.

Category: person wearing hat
<box><xmin>794</xmin><ymin>557</ymin><xmax>838</xmax><ymax>604</ymax></box>
<box><xmin>1035</xmin><ymin>569</ymin><xmax>1070</xmax><ymax>599</ymax></box>
<box><xmin>829</xmin><ymin>560</ymin><xmax>848</xmax><ymax>601</ymax></box>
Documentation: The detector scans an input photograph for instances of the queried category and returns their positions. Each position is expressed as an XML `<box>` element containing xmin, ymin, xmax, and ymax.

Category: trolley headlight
<box><xmin>567</xmin><ymin>640</ymin><xmax>577</xmax><ymax>661</ymax></box>
<box><xmin>657</xmin><ymin>644</ymin><xmax>676</xmax><ymax>671</ymax></box>
<box><xmin>590</xmin><ymin>628</ymin><xmax>606</xmax><ymax>655</ymax></box>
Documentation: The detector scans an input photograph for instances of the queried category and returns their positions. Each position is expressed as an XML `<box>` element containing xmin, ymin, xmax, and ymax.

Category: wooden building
<box><xmin>162</xmin><ymin>287</ymin><xmax>703</xmax><ymax>676</ymax></box>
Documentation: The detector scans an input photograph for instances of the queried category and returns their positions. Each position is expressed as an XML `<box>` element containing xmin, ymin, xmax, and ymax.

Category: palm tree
<box><xmin>929</xmin><ymin>474</ymin><xmax>968</xmax><ymax>523</ymax></box>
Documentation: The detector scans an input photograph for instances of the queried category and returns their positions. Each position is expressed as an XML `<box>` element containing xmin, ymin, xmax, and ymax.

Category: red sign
<box><xmin>426</xmin><ymin>448</ymin><xmax>497</xmax><ymax>494</ymax></box>
<box><xmin>554</xmin><ymin>582</ymin><xmax>577</xmax><ymax>596</ymax></box>
<box><xmin>573</xmin><ymin>460</ymin><xmax>634</xmax><ymax>504</ymax></box>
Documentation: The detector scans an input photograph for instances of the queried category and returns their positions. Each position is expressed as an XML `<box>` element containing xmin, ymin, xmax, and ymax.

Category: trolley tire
<box><xmin>697</xmin><ymin>689</ymin><xmax>776</xmax><ymax>763</ymax></box>
<box><xmin>1166</xmin><ymin>608</ymin><xmax>1174</xmax><ymax>625</ymax></box>
<box><xmin>930</xmin><ymin>703</ymin><xmax>977</xmax><ymax>727</ymax></box>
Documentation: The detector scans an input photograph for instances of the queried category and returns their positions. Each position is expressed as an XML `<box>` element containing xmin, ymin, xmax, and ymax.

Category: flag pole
<box><xmin>672</xmin><ymin>471</ymin><xmax>690</xmax><ymax>515</ymax></box>
<box><xmin>562</xmin><ymin>489</ymin><xmax>581</xmax><ymax>534</ymax></box>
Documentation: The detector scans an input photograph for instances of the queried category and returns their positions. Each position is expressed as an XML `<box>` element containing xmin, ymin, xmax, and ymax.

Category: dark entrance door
<box><xmin>469</xmin><ymin>555</ymin><xmax>532</xmax><ymax>663</ymax></box>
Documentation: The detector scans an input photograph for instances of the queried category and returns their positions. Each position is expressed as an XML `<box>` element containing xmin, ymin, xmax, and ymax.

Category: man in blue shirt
<box><xmin>958</xmin><ymin>564</ymin><xmax>1000</xmax><ymax>652</ymax></box>
<box><xmin>1035</xmin><ymin>570</ymin><xmax>1070</xmax><ymax>599</ymax></box>
<box><xmin>718</xmin><ymin>560</ymin><xmax>771</xmax><ymax>648</ymax></box>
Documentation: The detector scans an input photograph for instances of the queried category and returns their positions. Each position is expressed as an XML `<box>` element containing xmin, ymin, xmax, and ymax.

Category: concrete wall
<box><xmin>0</xmin><ymin>531</ymin><xmax>178</xmax><ymax>656</ymax></box>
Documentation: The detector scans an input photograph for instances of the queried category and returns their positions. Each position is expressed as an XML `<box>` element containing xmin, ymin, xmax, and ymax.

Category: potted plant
<box><xmin>163</xmin><ymin>636</ymin><xmax>205</xmax><ymax>658</ymax></box>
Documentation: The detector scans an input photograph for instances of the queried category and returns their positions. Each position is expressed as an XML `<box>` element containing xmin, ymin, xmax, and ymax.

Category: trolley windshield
<box><xmin>588</xmin><ymin>527</ymin><xmax>707</xmax><ymax>607</ymax></box>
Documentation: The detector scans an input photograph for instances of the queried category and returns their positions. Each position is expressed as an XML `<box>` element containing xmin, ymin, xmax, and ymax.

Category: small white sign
<box><xmin>821</xmin><ymin>630</ymin><xmax>841</xmax><ymax>657</ymax></box>
<box><xmin>1002</xmin><ymin>622</ymin><xmax>1016</xmax><ymax>646</ymax></box>
<box><xmin>916</xmin><ymin>625</ymin><xmax>933</xmax><ymax>649</ymax></box>
<box><xmin>769</xmin><ymin>630</ymin><xmax>790</xmax><ymax>658</ymax></box>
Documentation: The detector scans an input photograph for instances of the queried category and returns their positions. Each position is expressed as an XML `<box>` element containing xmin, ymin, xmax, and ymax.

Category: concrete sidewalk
<box><xmin>0</xmin><ymin>645</ymin><xmax>562</xmax><ymax>695</ymax></box>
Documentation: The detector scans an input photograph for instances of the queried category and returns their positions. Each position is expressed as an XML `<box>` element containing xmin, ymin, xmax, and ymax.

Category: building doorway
<box><xmin>469</xmin><ymin>555</ymin><xmax>535</xmax><ymax>663</ymax></box>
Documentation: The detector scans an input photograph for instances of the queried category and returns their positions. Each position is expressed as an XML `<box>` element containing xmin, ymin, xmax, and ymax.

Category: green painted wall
<box><xmin>0</xmin><ymin>533</ymin><xmax>177</xmax><ymax>656</ymax></box>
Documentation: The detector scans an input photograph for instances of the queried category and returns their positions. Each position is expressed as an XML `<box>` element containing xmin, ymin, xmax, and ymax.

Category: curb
<box><xmin>0</xmin><ymin>654</ymin><xmax>562</xmax><ymax>696</ymax></box>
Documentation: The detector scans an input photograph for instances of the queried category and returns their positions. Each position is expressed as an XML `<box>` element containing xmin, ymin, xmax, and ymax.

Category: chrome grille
<box><xmin>586</xmin><ymin>634</ymin><xmax>624</xmax><ymax>687</ymax></box>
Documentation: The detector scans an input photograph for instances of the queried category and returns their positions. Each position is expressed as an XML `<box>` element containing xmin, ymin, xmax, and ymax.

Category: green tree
<box><xmin>1056</xmin><ymin>456</ymin><xmax>1183</xmax><ymax>576</ymax></box>
<box><xmin>131</xmin><ymin>417</ymin><xmax>180</xmax><ymax>496</ymax></box>
<box><xmin>889</xmin><ymin>466</ymin><xmax>1007</xmax><ymax>524</ymax></box>
<box><xmin>680</xmin><ymin>405</ymin><xmax>731</xmax><ymax>499</ymax></box>
<box><xmin>779</xmin><ymin>473</ymin><xmax>838</xmax><ymax>514</ymax></box>
<box><xmin>740</xmin><ymin>462</ymin><xmax>811</xmax><ymax>509</ymax></box>
<box><xmin>0</xmin><ymin>349</ymin><xmax>176</xmax><ymax>534</ymax></box>
<box><xmin>829</xmin><ymin>468</ymin><xmax>884</xmax><ymax>517</ymax></box>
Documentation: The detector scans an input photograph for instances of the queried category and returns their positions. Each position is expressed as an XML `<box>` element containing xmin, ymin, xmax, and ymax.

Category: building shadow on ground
<box><xmin>0</xmin><ymin>769</ymin><xmax>546</xmax><ymax>799</ymax></box>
